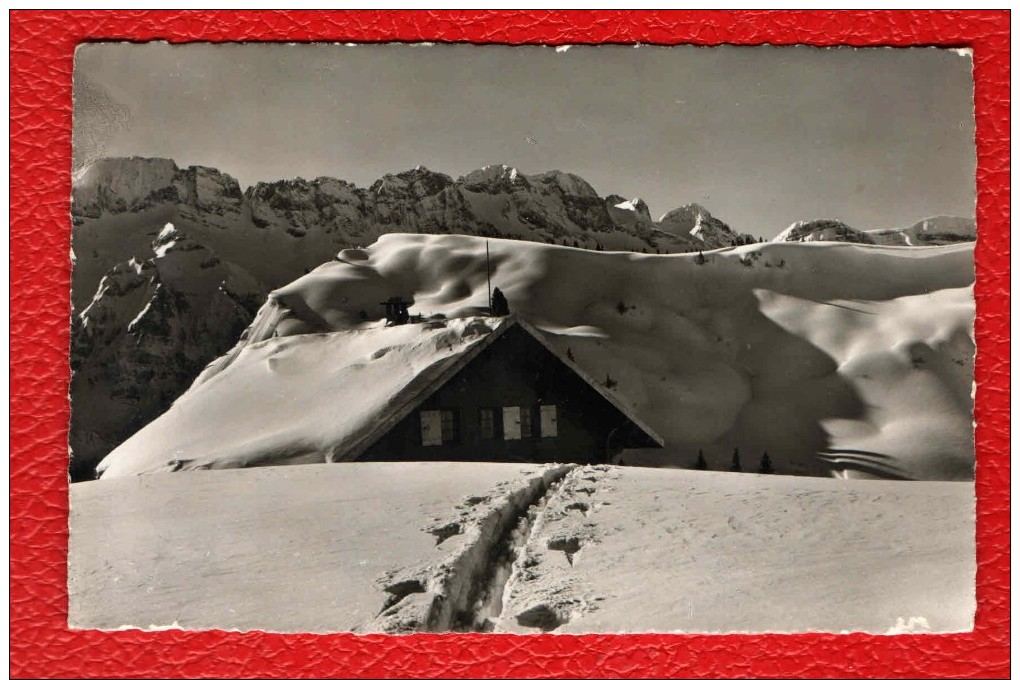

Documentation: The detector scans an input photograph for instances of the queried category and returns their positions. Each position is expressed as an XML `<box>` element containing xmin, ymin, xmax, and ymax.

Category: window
<box><xmin>421</xmin><ymin>409</ymin><xmax>458</xmax><ymax>446</ymax></box>
<box><xmin>480</xmin><ymin>408</ymin><xmax>497</xmax><ymax>440</ymax></box>
<box><xmin>519</xmin><ymin>406</ymin><xmax>533</xmax><ymax>438</ymax></box>
<box><xmin>540</xmin><ymin>404</ymin><xmax>558</xmax><ymax>437</ymax></box>
<box><xmin>441</xmin><ymin>409</ymin><xmax>459</xmax><ymax>443</ymax></box>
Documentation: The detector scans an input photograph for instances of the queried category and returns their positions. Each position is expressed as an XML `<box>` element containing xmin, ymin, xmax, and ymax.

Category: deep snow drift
<box><xmin>99</xmin><ymin>234</ymin><xmax>975</xmax><ymax>481</ymax></box>
<box><xmin>496</xmin><ymin>465</ymin><xmax>974</xmax><ymax>634</ymax></box>
<box><xmin>68</xmin><ymin>463</ymin><xmax>974</xmax><ymax>634</ymax></box>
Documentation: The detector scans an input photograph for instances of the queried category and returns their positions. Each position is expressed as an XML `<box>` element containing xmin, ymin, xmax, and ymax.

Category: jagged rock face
<box><xmin>460</xmin><ymin>164</ymin><xmax>526</xmax><ymax>194</ymax></box>
<box><xmin>371</xmin><ymin>166</ymin><xmax>454</xmax><ymax>199</ymax></box>
<box><xmin>774</xmin><ymin>220</ymin><xmax>876</xmax><ymax>245</ymax></box>
<box><xmin>74</xmin><ymin>158</ymin><xmax>750</xmax><ymax>264</ymax></box>
<box><xmin>69</xmin><ymin>223</ymin><xmax>258</xmax><ymax>480</ymax></box>
<box><xmin>241</xmin><ymin>162</ymin><xmax>698</xmax><ymax>251</ymax></box>
<box><xmin>175</xmin><ymin>166</ymin><xmax>245</xmax><ymax>216</ymax></box>
<box><xmin>72</xmin><ymin>157</ymin><xmax>243</xmax><ymax>218</ymax></box>
<box><xmin>530</xmin><ymin>170</ymin><xmax>617</xmax><ymax>234</ymax></box>
<box><xmin>247</xmin><ymin>177</ymin><xmax>365</xmax><ymax>236</ymax></box>
<box><xmin>72</xmin><ymin>157</ymin><xmax>179</xmax><ymax>216</ymax></box>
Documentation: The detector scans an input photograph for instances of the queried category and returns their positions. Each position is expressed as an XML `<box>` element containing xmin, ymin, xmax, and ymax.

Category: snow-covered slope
<box><xmin>69</xmin><ymin>462</ymin><xmax>974</xmax><ymax>633</ymax></box>
<box><xmin>497</xmin><ymin>465</ymin><xmax>974</xmax><ymax>634</ymax></box>
<box><xmin>98</xmin><ymin>234</ymin><xmax>975</xmax><ymax>481</ymax></box>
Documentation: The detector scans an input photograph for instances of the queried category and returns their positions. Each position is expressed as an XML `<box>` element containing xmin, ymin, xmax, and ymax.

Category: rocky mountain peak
<box><xmin>370</xmin><ymin>166</ymin><xmax>453</xmax><ymax>199</ymax></box>
<box><xmin>658</xmin><ymin>202</ymin><xmax>715</xmax><ymax>225</ymax></box>
<box><xmin>529</xmin><ymin>170</ymin><xmax>601</xmax><ymax>201</ymax></box>
<box><xmin>461</xmin><ymin>164</ymin><xmax>528</xmax><ymax>193</ymax></box>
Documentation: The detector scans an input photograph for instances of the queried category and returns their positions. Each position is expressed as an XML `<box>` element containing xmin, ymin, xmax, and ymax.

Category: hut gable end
<box><xmin>353</xmin><ymin>316</ymin><xmax>663</xmax><ymax>465</ymax></box>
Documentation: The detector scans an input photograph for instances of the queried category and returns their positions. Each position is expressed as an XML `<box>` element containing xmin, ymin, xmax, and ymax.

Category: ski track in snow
<box><xmin>69</xmin><ymin>462</ymin><xmax>974</xmax><ymax>635</ymax></box>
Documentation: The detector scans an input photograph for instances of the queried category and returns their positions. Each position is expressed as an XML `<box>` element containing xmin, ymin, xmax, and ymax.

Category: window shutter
<box><xmin>540</xmin><ymin>405</ymin><xmax>558</xmax><ymax>437</ymax></box>
<box><xmin>502</xmin><ymin>406</ymin><xmax>522</xmax><ymax>440</ymax></box>
<box><xmin>420</xmin><ymin>410</ymin><xmax>442</xmax><ymax>446</ymax></box>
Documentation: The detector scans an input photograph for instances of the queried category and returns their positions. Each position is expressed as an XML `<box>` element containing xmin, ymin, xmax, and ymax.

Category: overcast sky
<box><xmin>74</xmin><ymin>42</ymin><xmax>975</xmax><ymax>238</ymax></box>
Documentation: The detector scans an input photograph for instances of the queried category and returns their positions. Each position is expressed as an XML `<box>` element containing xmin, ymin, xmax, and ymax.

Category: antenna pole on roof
<box><xmin>486</xmin><ymin>240</ymin><xmax>492</xmax><ymax>314</ymax></box>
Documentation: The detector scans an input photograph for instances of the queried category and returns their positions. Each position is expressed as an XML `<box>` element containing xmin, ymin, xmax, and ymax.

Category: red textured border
<box><xmin>10</xmin><ymin>11</ymin><xmax>1009</xmax><ymax>679</ymax></box>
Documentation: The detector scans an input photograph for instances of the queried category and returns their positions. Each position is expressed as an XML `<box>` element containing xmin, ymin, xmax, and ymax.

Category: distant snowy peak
<box><xmin>910</xmin><ymin>215</ymin><xmax>976</xmax><ymax>236</ymax></box>
<box><xmin>777</xmin><ymin>216</ymin><xmax>976</xmax><ymax>246</ymax></box>
<box><xmin>774</xmin><ymin>220</ymin><xmax>875</xmax><ymax>244</ymax></box>
<box><xmin>657</xmin><ymin>203</ymin><xmax>741</xmax><ymax>249</ymax></box>
<box><xmin>461</xmin><ymin>164</ymin><xmax>527</xmax><ymax>193</ymax></box>
<box><xmin>868</xmin><ymin>215</ymin><xmax>976</xmax><ymax>246</ymax></box>
<box><xmin>658</xmin><ymin>203</ymin><xmax>722</xmax><ymax>228</ymax></box>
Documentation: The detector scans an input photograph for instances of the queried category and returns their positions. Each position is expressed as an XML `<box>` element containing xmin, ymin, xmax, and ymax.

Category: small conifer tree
<box><xmin>695</xmin><ymin>450</ymin><xmax>708</xmax><ymax>470</ymax></box>
<box><xmin>758</xmin><ymin>452</ymin><xmax>774</xmax><ymax>474</ymax></box>
<box><xmin>730</xmin><ymin>447</ymin><xmax>742</xmax><ymax>472</ymax></box>
<box><xmin>491</xmin><ymin>287</ymin><xmax>510</xmax><ymax>316</ymax></box>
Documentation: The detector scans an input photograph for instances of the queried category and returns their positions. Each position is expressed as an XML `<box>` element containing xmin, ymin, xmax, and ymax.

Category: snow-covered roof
<box><xmin>98</xmin><ymin>314</ymin><xmax>662</xmax><ymax>478</ymax></box>
<box><xmin>340</xmin><ymin>314</ymin><xmax>664</xmax><ymax>461</ymax></box>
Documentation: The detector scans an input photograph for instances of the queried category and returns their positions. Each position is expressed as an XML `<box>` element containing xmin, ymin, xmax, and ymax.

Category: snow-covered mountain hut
<box><xmin>355</xmin><ymin>315</ymin><xmax>664</xmax><ymax>465</ymax></box>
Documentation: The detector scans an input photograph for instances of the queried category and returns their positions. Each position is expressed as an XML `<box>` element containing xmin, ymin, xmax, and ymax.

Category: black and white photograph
<box><xmin>68</xmin><ymin>43</ymin><xmax>976</xmax><ymax>634</ymax></box>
